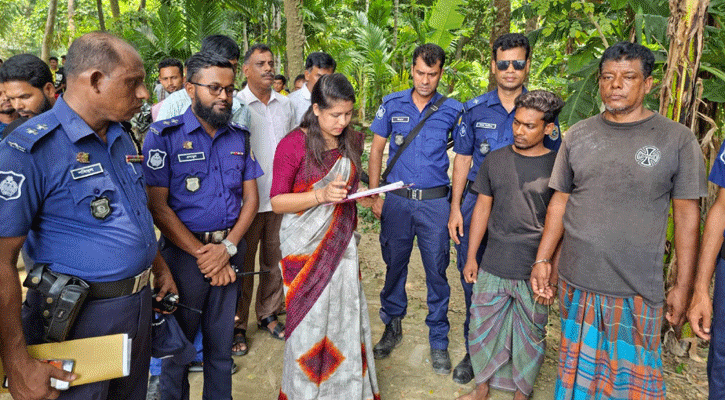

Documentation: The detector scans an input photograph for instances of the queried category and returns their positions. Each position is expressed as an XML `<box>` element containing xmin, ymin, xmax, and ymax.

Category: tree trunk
<box><xmin>284</xmin><ymin>0</ymin><xmax>305</xmax><ymax>79</ymax></box>
<box><xmin>393</xmin><ymin>0</ymin><xmax>399</xmax><ymax>48</ymax></box>
<box><xmin>41</xmin><ymin>0</ymin><xmax>58</xmax><ymax>62</ymax></box>
<box><xmin>658</xmin><ymin>0</ymin><xmax>710</xmax><ymax>342</ymax></box>
<box><xmin>110</xmin><ymin>0</ymin><xmax>120</xmax><ymax>19</ymax></box>
<box><xmin>139</xmin><ymin>0</ymin><xmax>146</xmax><ymax>10</ymax></box>
<box><xmin>488</xmin><ymin>0</ymin><xmax>510</xmax><ymax>90</ymax></box>
<box><xmin>96</xmin><ymin>0</ymin><xmax>106</xmax><ymax>31</ymax></box>
<box><xmin>67</xmin><ymin>0</ymin><xmax>75</xmax><ymax>47</ymax></box>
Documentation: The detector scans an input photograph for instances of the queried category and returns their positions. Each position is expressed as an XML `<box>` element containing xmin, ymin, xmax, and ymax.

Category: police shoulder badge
<box><xmin>185</xmin><ymin>176</ymin><xmax>201</xmax><ymax>192</ymax></box>
<box><xmin>90</xmin><ymin>196</ymin><xmax>111</xmax><ymax>219</ymax></box>
<box><xmin>375</xmin><ymin>105</ymin><xmax>386</xmax><ymax>120</ymax></box>
<box><xmin>0</xmin><ymin>171</ymin><xmax>25</xmax><ymax>201</ymax></box>
<box><xmin>147</xmin><ymin>149</ymin><xmax>167</xmax><ymax>170</ymax></box>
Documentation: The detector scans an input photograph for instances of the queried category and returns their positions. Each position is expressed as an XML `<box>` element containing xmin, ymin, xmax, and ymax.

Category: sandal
<box><xmin>232</xmin><ymin>328</ymin><xmax>248</xmax><ymax>356</ymax></box>
<box><xmin>258</xmin><ymin>315</ymin><xmax>285</xmax><ymax>341</ymax></box>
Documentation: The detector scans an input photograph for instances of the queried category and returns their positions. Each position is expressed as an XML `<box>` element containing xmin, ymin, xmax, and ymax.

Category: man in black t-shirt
<box><xmin>457</xmin><ymin>90</ymin><xmax>564</xmax><ymax>400</ymax></box>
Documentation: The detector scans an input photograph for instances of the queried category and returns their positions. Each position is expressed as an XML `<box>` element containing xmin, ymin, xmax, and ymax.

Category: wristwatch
<box><xmin>221</xmin><ymin>239</ymin><xmax>237</xmax><ymax>257</ymax></box>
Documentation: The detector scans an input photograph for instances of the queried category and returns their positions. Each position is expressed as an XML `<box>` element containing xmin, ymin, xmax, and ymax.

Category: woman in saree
<box><xmin>270</xmin><ymin>73</ymin><xmax>380</xmax><ymax>400</ymax></box>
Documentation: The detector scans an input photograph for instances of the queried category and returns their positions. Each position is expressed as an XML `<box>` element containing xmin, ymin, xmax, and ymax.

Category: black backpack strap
<box><xmin>381</xmin><ymin>95</ymin><xmax>448</xmax><ymax>183</ymax></box>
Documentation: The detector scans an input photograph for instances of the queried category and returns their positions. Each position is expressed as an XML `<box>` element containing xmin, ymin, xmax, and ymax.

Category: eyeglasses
<box><xmin>496</xmin><ymin>60</ymin><xmax>527</xmax><ymax>71</ymax></box>
<box><xmin>188</xmin><ymin>82</ymin><xmax>236</xmax><ymax>97</ymax></box>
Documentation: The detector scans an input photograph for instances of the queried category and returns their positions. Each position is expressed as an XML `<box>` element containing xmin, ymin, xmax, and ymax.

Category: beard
<box><xmin>192</xmin><ymin>97</ymin><xmax>232</xmax><ymax>129</ymax></box>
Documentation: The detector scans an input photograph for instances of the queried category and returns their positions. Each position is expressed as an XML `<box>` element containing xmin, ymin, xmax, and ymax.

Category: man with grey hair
<box><xmin>0</xmin><ymin>31</ymin><xmax>177</xmax><ymax>400</ymax></box>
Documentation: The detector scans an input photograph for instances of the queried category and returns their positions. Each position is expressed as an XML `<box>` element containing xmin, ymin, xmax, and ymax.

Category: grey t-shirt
<box><xmin>550</xmin><ymin>112</ymin><xmax>707</xmax><ymax>305</ymax></box>
<box><xmin>472</xmin><ymin>145</ymin><xmax>557</xmax><ymax>280</ymax></box>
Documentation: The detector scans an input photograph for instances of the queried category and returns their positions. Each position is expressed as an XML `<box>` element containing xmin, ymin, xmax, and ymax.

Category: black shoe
<box><xmin>146</xmin><ymin>375</ymin><xmax>160</xmax><ymax>400</ymax></box>
<box><xmin>451</xmin><ymin>353</ymin><xmax>473</xmax><ymax>384</ymax></box>
<box><xmin>430</xmin><ymin>348</ymin><xmax>451</xmax><ymax>375</ymax></box>
<box><xmin>373</xmin><ymin>317</ymin><xmax>402</xmax><ymax>359</ymax></box>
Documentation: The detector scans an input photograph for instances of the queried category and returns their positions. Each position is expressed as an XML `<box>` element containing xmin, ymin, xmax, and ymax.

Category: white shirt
<box><xmin>236</xmin><ymin>86</ymin><xmax>296</xmax><ymax>212</ymax></box>
<box><xmin>287</xmin><ymin>84</ymin><xmax>311</xmax><ymax>124</ymax></box>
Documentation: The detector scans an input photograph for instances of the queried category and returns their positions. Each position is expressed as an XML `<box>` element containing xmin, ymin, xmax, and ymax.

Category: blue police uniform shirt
<box><xmin>370</xmin><ymin>89</ymin><xmax>462</xmax><ymax>189</ymax></box>
<box><xmin>0</xmin><ymin>97</ymin><xmax>157</xmax><ymax>282</ymax></box>
<box><xmin>710</xmin><ymin>141</ymin><xmax>725</xmax><ymax>237</ymax></box>
<box><xmin>453</xmin><ymin>88</ymin><xmax>562</xmax><ymax>181</ymax></box>
<box><xmin>142</xmin><ymin>107</ymin><xmax>263</xmax><ymax>232</ymax></box>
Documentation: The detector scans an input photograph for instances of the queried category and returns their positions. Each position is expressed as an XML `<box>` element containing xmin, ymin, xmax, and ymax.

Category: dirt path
<box><xmin>2</xmin><ymin>226</ymin><xmax>708</xmax><ymax>400</ymax></box>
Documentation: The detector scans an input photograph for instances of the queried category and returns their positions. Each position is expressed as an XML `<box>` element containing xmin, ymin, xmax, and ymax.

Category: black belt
<box><xmin>389</xmin><ymin>185</ymin><xmax>449</xmax><ymax>201</ymax></box>
<box><xmin>88</xmin><ymin>267</ymin><xmax>151</xmax><ymax>299</ymax></box>
<box><xmin>193</xmin><ymin>229</ymin><xmax>230</xmax><ymax>244</ymax></box>
<box><xmin>466</xmin><ymin>180</ymin><xmax>476</xmax><ymax>194</ymax></box>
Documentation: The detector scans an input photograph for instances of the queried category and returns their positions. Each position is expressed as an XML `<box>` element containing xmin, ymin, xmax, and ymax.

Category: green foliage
<box><xmin>427</xmin><ymin>0</ymin><xmax>465</xmax><ymax>49</ymax></box>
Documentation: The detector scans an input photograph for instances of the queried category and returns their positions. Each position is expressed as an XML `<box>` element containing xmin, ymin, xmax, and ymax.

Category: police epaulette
<box><xmin>5</xmin><ymin>114</ymin><xmax>60</xmax><ymax>153</ymax></box>
<box><xmin>148</xmin><ymin>117</ymin><xmax>183</xmax><ymax>136</ymax></box>
<box><xmin>382</xmin><ymin>90</ymin><xmax>407</xmax><ymax>103</ymax></box>
<box><xmin>229</xmin><ymin>121</ymin><xmax>249</xmax><ymax>132</ymax></box>
<box><xmin>464</xmin><ymin>94</ymin><xmax>487</xmax><ymax>111</ymax></box>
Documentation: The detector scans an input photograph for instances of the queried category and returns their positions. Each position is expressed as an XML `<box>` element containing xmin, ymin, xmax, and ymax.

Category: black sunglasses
<box><xmin>496</xmin><ymin>60</ymin><xmax>527</xmax><ymax>71</ymax></box>
<box><xmin>189</xmin><ymin>82</ymin><xmax>236</xmax><ymax>97</ymax></box>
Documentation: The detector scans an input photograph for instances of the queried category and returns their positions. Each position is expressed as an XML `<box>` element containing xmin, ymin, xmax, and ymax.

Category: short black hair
<box><xmin>243</xmin><ymin>44</ymin><xmax>272</xmax><ymax>64</ymax></box>
<box><xmin>412</xmin><ymin>43</ymin><xmax>446</xmax><ymax>69</ymax></box>
<box><xmin>61</xmin><ymin>55</ymin><xmax>66</xmax><ymax>59</ymax></box>
<box><xmin>200</xmin><ymin>35</ymin><xmax>240</xmax><ymax>61</ymax></box>
<box><xmin>304</xmin><ymin>52</ymin><xmax>336</xmax><ymax>72</ymax></box>
<box><xmin>274</xmin><ymin>74</ymin><xmax>286</xmax><ymax>84</ymax></box>
<box><xmin>599</xmin><ymin>41</ymin><xmax>655</xmax><ymax>78</ymax></box>
<box><xmin>0</xmin><ymin>54</ymin><xmax>53</xmax><ymax>89</ymax></box>
<box><xmin>49</xmin><ymin>56</ymin><xmax>58</xmax><ymax>62</ymax></box>
<box><xmin>294</xmin><ymin>74</ymin><xmax>305</xmax><ymax>83</ymax></box>
<box><xmin>514</xmin><ymin>90</ymin><xmax>565</xmax><ymax>124</ymax></box>
<box><xmin>186</xmin><ymin>51</ymin><xmax>234</xmax><ymax>83</ymax></box>
<box><xmin>158</xmin><ymin>58</ymin><xmax>183</xmax><ymax>74</ymax></box>
<box><xmin>64</xmin><ymin>31</ymin><xmax>124</xmax><ymax>78</ymax></box>
<box><xmin>492</xmin><ymin>33</ymin><xmax>530</xmax><ymax>61</ymax></box>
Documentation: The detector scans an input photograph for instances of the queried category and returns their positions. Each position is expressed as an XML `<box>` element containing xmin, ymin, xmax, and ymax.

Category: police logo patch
<box><xmin>147</xmin><ymin>149</ymin><xmax>167</xmax><ymax>170</ymax></box>
<box><xmin>479</xmin><ymin>141</ymin><xmax>491</xmax><ymax>155</ymax></box>
<box><xmin>394</xmin><ymin>134</ymin><xmax>405</xmax><ymax>146</ymax></box>
<box><xmin>459</xmin><ymin>122</ymin><xmax>467</xmax><ymax>137</ymax></box>
<box><xmin>720</xmin><ymin>149</ymin><xmax>725</xmax><ymax>166</ymax></box>
<box><xmin>635</xmin><ymin>146</ymin><xmax>661</xmax><ymax>167</ymax></box>
<box><xmin>550</xmin><ymin>126</ymin><xmax>560</xmax><ymax>141</ymax></box>
<box><xmin>90</xmin><ymin>196</ymin><xmax>111</xmax><ymax>219</ymax></box>
<box><xmin>185</xmin><ymin>176</ymin><xmax>201</xmax><ymax>192</ymax></box>
<box><xmin>375</xmin><ymin>105</ymin><xmax>386</xmax><ymax>120</ymax></box>
<box><xmin>0</xmin><ymin>171</ymin><xmax>25</xmax><ymax>200</ymax></box>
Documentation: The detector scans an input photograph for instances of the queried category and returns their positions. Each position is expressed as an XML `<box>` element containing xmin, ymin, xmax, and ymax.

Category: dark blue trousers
<box><xmin>23</xmin><ymin>286</ymin><xmax>152</xmax><ymax>400</ymax></box>
<box><xmin>379</xmin><ymin>193</ymin><xmax>451</xmax><ymax>349</ymax></box>
<box><xmin>709</xmin><ymin>257</ymin><xmax>725</xmax><ymax>398</ymax></box>
<box><xmin>158</xmin><ymin>237</ymin><xmax>241</xmax><ymax>400</ymax></box>
<box><xmin>453</xmin><ymin>191</ymin><xmax>486</xmax><ymax>352</ymax></box>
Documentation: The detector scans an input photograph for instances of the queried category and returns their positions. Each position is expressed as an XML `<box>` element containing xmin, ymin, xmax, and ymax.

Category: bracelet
<box><xmin>531</xmin><ymin>259</ymin><xmax>550</xmax><ymax>268</ymax></box>
<box><xmin>314</xmin><ymin>189</ymin><xmax>321</xmax><ymax>204</ymax></box>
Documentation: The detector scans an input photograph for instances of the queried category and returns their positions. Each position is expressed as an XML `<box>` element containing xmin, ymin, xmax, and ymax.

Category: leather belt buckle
<box><xmin>410</xmin><ymin>188</ymin><xmax>423</xmax><ymax>201</ymax></box>
<box><xmin>132</xmin><ymin>268</ymin><xmax>151</xmax><ymax>294</ymax></box>
<box><xmin>211</xmin><ymin>230</ymin><xmax>227</xmax><ymax>244</ymax></box>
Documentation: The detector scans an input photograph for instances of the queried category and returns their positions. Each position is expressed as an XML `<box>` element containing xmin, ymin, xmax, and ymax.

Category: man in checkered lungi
<box><xmin>530</xmin><ymin>41</ymin><xmax>706</xmax><ymax>400</ymax></box>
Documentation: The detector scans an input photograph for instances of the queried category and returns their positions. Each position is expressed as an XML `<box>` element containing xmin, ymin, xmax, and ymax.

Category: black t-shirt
<box><xmin>53</xmin><ymin>68</ymin><xmax>66</xmax><ymax>92</ymax></box>
<box><xmin>1</xmin><ymin>117</ymin><xmax>27</xmax><ymax>140</ymax></box>
<box><xmin>471</xmin><ymin>145</ymin><xmax>557</xmax><ymax>280</ymax></box>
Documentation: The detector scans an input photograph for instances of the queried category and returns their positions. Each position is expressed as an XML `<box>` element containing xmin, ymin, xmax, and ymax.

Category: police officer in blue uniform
<box><xmin>447</xmin><ymin>33</ymin><xmax>561</xmax><ymax>383</ymax></box>
<box><xmin>368</xmin><ymin>43</ymin><xmax>462</xmax><ymax>375</ymax></box>
<box><xmin>142</xmin><ymin>51</ymin><xmax>262</xmax><ymax>400</ymax></box>
<box><xmin>690</xmin><ymin>142</ymin><xmax>725</xmax><ymax>399</ymax></box>
<box><xmin>0</xmin><ymin>32</ymin><xmax>178</xmax><ymax>400</ymax></box>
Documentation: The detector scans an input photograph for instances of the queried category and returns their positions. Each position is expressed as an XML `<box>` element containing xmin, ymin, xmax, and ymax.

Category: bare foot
<box><xmin>456</xmin><ymin>382</ymin><xmax>489</xmax><ymax>400</ymax></box>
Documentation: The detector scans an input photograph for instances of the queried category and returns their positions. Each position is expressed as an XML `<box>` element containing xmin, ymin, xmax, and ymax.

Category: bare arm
<box><xmin>530</xmin><ymin>191</ymin><xmax>569</xmax><ymax>299</ymax></box>
<box><xmin>666</xmin><ymin>198</ymin><xmax>701</xmax><ymax>326</ymax></box>
<box><xmin>689</xmin><ymin>188</ymin><xmax>725</xmax><ymax>339</ymax></box>
<box><xmin>448</xmin><ymin>154</ymin><xmax>473</xmax><ymax>244</ymax></box>
<box><xmin>0</xmin><ymin>236</ymin><xmax>76</xmax><ymax>400</ymax></box>
<box><xmin>462</xmin><ymin>194</ymin><xmax>492</xmax><ymax>283</ymax></box>
<box><xmin>368</xmin><ymin>134</ymin><xmax>387</xmax><ymax>219</ymax></box>
<box><xmin>271</xmin><ymin>176</ymin><xmax>348</xmax><ymax>214</ymax></box>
